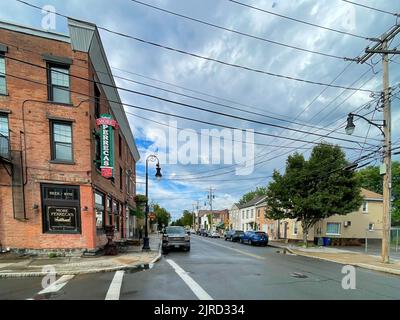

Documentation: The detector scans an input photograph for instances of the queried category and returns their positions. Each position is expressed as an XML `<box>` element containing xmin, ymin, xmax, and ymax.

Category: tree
<box><xmin>152</xmin><ymin>203</ymin><xmax>171</xmax><ymax>230</ymax></box>
<box><xmin>356</xmin><ymin>161</ymin><xmax>400</xmax><ymax>225</ymax></box>
<box><xmin>133</xmin><ymin>194</ymin><xmax>147</xmax><ymax>219</ymax></box>
<box><xmin>266</xmin><ymin>144</ymin><xmax>363</xmax><ymax>247</ymax></box>
<box><xmin>181</xmin><ymin>210</ymin><xmax>194</xmax><ymax>227</ymax></box>
<box><xmin>238</xmin><ymin>186</ymin><xmax>267</xmax><ymax>204</ymax></box>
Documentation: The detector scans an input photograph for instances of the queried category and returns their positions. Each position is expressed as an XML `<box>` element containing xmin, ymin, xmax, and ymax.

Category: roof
<box><xmin>361</xmin><ymin>188</ymin><xmax>383</xmax><ymax>200</ymax></box>
<box><xmin>198</xmin><ymin>209</ymin><xmax>228</xmax><ymax>217</ymax></box>
<box><xmin>238</xmin><ymin>195</ymin><xmax>267</xmax><ymax>209</ymax></box>
<box><xmin>0</xmin><ymin>18</ymin><xmax>140</xmax><ymax>162</ymax></box>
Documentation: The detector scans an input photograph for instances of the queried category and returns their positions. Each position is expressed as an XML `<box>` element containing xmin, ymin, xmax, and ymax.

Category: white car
<box><xmin>210</xmin><ymin>231</ymin><xmax>220</xmax><ymax>238</ymax></box>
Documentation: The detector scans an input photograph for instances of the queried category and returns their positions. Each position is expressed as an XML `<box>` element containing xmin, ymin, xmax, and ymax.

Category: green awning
<box><xmin>216</xmin><ymin>222</ymin><xmax>225</xmax><ymax>229</ymax></box>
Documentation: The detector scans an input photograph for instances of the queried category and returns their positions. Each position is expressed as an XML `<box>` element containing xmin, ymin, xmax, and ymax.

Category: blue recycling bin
<box><xmin>323</xmin><ymin>237</ymin><xmax>331</xmax><ymax>246</ymax></box>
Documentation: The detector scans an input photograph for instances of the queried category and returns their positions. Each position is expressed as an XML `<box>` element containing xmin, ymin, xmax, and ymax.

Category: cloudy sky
<box><xmin>3</xmin><ymin>0</ymin><xmax>400</xmax><ymax>221</ymax></box>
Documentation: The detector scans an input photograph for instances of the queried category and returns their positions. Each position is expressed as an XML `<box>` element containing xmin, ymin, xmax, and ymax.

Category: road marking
<box><xmin>166</xmin><ymin>259</ymin><xmax>213</xmax><ymax>300</ymax></box>
<box><xmin>38</xmin><ymin>275</ymin><xmax>74</xmax><ymax>295</ymax></box>
<box><xmin>105</xmin><ymin>270</ymin><xmax>125</xmax><ymax>300</ymax></box>
<box><xmin>197</xmin><ymin>237</ymin><xmax>266</xmax><ymax>260</ymax></box>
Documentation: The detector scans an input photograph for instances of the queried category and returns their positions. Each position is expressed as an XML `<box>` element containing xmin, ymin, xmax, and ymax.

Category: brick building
<box><xmin>0</xmin><ymin>19</ymin><xmax>140</xmax><ymax>253</ymax></box>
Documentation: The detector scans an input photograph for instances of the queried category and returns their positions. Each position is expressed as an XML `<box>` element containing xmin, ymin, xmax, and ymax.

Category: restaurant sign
<box><xmin>96</xmin><ymin>114</ymin><xmax>118</xmax><ymax>179</ymax></box>
<box><xmin>47</xmin><ymin>207</ymin><xmax>78</xmax><ymax>232</ymax></box>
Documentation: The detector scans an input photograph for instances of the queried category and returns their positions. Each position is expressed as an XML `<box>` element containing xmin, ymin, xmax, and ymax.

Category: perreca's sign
<box><xmin>96</xmin><ymin>114</ymin><xmax>118</xmax><ymax>179</ymax></box>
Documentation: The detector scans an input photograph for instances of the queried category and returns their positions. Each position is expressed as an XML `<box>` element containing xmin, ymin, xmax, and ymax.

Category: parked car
<box><xmin>162</xmin><ymin>226</ymin><xmax>191</xmax><ymax>253</ymax></box>
<box><xmin>209</xmin><ymin>231</ymin><xmax>220</xmax><ymax>238</ymax></box>
<box><xmin>224</xmin><ymin>230</ymin><xmax>244</xmax><ymax>242</ymax></box>
<box><xmin>240</xmin><ymin>231</ymin><xmax>268</xmax><ymax>246</ymax></box>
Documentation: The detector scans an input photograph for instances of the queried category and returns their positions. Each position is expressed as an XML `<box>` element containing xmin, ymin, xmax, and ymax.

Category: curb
<box><xmin>282</xmin><ymin>247</ymin><xmax>400</xmax><ymax>276</ymax></box>
<box><xmin>0</xmin><ymin>240</ymin><xmax>163</xmax><ymax>279</ymax></box>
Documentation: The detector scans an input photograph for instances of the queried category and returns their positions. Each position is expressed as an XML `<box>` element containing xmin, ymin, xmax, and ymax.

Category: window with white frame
<box><xmin>250</xmin><ymin>209</ymin><xmax>254</xmax><ymax>218</ymax></box>
<box><xmin>0</xmin><ymin>54</ymin><xmax>6</xmax><ymax>95</ymax></box>
<box><xmin>292</xmin><ymin>221</ymin><xmax>298</xmax><ymax>235</ymax></box>
<box><xmin>368</xmin><ymin>223</ymin><xmax>374</xmax><ymax>231</ymax></box>
<box><xmin>326</xmin><ymin>222</ymin><xmax>341</xmax><ymax>235</ymax></box>
<box><xmin>362</xmin><ymin>201</ymin><xmax>368</xmax><ymax>213</ymax></box>
<box><xmin>246</xmin><ymin>210</ymin><xmax>249</xmax><ymax>219</ymax></box>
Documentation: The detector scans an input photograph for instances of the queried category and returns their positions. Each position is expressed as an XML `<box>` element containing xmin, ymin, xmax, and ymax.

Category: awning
<box><xmin>215</xmin><ymin>222</ymin><xmax>225</xmax><ymax>229</ymax></box>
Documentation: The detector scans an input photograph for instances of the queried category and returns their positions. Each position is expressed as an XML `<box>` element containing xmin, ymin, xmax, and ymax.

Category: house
<box><xmin>228</xmin><ymin>203</ymin><xmax>240</xmax><ymax>230</ymax></box>
<box><xmin>0</xmin><ymin>19</ymin><xmax>140</xmax><ymax>254</ymax></box>
<box><xmin>197</xmin><ymin>209</ymin><xmax>229</xmax><ymax>231</ymax></box>
<box><xmin>238</xmin><ymin>195</ymin><xmax>267</xmax><ymax>231</ymax></box>
<box><xmin>273</xmin><ymin>188</ymin><xmax>384</xmax><ymax>245</ymax></box>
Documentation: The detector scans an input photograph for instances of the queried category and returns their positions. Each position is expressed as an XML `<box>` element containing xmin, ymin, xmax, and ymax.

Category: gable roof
<box><xmin>361</xmin><ymin>188</ymin><xmax>383</xmax><ymax>200</ymax></box>
<box><xmin>238</xmin><ymin>195</ymin><xmax>267</xmax><ymax>209</ymax></box>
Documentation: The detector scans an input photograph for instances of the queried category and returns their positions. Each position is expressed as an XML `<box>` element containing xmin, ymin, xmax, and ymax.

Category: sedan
<box><xmin>240</xmin><ymin>231</ymin><xmax>268</xmax><ymax>246</ymax></box>
<box><xmin>209</xmin><ymin>231</ymin><xmax>220</xmax><ymax>238</ymax></box>
<box><xmin>224</xmin><ymin>230</ymin><xmax>244</xmax><ymax>242</ymax></box>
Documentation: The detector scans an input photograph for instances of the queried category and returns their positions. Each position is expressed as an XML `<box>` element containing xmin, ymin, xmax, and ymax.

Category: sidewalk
<box><xmin>0</xmin><ymin>233</ymin><xmax>162</xmax><ymax>278</ymax></box>
<box><xmin>269</xmin><ymin>241</ymin><xmax>400</xmax><ymax>276</ymax></box>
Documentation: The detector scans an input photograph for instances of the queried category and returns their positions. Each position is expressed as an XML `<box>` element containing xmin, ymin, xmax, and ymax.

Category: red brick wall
<box><xmin>0</xmin><ymin>28</ymin><xmax>136</xmax><ymax>251</ymax></box>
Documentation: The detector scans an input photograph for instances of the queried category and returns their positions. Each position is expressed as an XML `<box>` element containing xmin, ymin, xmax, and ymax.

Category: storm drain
<box><xmin>290</xmin><ymin>272</ymin><xmax>308</xmax><ymax>279</ymax></box>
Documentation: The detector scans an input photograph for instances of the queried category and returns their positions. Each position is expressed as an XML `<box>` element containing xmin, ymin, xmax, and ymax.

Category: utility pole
<box><xmin>192</xmin><ymin>200</ymin><xmax>199</xmax><ymax>231</ymax></box>
<box><xmin>357</xmin><ymin>25</ymin><xmax>400</xmax><ymax>263</ymax></box>
<box><xmin>207</xmin><ymin>187</ymin><xmax>216</xmax><ymax>231</ymax></box>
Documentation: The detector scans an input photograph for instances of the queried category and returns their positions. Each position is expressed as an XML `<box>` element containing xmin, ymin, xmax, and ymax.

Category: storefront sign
<box><xmin>47</xmin><ymin>207</ymin><xmax>78</xmax><ymax>232</ymax></box>
<box><xmin>97</xmin><ymin>114</ymin><xmax>118</xmax><ymax>179</ymax></box>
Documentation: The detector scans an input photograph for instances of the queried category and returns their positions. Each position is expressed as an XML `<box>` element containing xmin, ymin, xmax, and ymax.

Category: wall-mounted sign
<box><xmin>47</xmin><ymin>207</ymin><xmax>78</xmax><ymax>231</ymax></box>
<box><xmin>96</xmin><ymin>114</ymin><xmax>118</xmax><ymax>179</ymax></box>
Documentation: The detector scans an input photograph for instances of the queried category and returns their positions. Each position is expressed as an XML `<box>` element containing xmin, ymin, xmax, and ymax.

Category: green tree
<box><xmin>266</xmin><ymin>144</ymin><xmax>363</xmax><ymax>247</ymax></box>
<box><xmin>133</xmin><ymin>194</ymin><xmax>147</xmax><ymax>218</ymax></box>
<box><xmin>152</xmin><ymin>203</ymin><xmax>171</xmax><ymax>230</ymax></box>
<box><xmin>356</xmin><ymin>161</ymin><xmax>400</xmax><ymax>225</ymax></box>
<box><xmin>181</xmin><ymin>210</ymin><xmax>194</xmax><ymax>227</ymax></box>
<box><xmin>238</xmin><ymin>186</ymin><xmax>267</xmax><ymax>204</ymax></box>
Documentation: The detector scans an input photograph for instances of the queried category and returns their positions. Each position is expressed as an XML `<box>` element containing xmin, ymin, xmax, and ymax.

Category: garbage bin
<box><xmin>323</xmin><ymin>237</ymin><xmax>331</xmax><ymax>246</ymax></box>
<box><xmin>317</xmin><ymin>237</ymin><xmax>324</xmax><ymax>246</ymax></box>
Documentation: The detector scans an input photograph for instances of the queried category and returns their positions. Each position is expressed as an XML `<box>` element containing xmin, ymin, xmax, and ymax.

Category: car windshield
<box><xmin>165</xmin><ymin>227</ymin><xmax>185</xmax><ymax>235</ymax></box>
<box><xmin>256</xmin><ymin>232</ymin><xmax>266</xmax><ymax>235</ymax></box>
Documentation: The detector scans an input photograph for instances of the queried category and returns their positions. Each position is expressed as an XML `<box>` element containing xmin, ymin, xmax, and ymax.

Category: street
<box><xmin>1</xmin><ymin>235</ymin><xmax>400</xmax><ymax>300</ymax></box>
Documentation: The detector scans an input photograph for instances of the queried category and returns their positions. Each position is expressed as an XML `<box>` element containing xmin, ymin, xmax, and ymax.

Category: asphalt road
<box><xmin>1</xmin><ymin>235</ymin><xmax>400</xmax><ymax>300</ymax></box>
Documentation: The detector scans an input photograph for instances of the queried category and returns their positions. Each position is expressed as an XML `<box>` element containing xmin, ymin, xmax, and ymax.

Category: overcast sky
<box><xmin>3</xmin><ymin>0</ymin><xmax>400</xmax><ymax>221</ymax></box>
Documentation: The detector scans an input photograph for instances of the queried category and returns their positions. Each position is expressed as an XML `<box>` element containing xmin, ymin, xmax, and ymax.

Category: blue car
<box><xmin>240</xmin><ymin>231</ymin><xmax>269</xmax><ymax>246</ymax></box>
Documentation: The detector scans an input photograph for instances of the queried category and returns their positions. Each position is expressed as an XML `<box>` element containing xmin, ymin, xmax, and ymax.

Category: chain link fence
<box><xmin>364</xmin><ymin>227</ymin><xmax>400</xmax><ymax>255</ymax></box>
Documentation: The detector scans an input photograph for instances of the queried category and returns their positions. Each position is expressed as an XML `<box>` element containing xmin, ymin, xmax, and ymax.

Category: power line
<box><xmin>340</xmin><ymin>0</ymin><xmax>400</xmax><ymax>17</ymax></box>
<box><xmin>14</xmin><ymin>0</ymin><xmax>376</xmax><ymax>93</ymax></box>
<box><xmin>4</xmin><ymin>55</ymin><xmax>378</xmax><ymax>147</ymax></box>
<box><xmin>227</xmin><ymin>0</ymin><xmax>370</xmax><ymax>40</ymax></box>
<box><xmin>130</xmin><ymin>0</ymin><xmax>352</xmax><ymax>61</ymax></box>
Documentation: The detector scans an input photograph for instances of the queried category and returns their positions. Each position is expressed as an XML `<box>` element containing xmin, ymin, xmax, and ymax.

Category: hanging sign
<box><xmin>96</xmin><ymin>114</ymin><xmax>118</xmax><ymax>179</ymax></box>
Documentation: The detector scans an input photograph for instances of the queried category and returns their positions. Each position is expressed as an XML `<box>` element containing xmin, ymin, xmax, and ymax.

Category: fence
<box><xmin>365</xmin><ymin>227</ymin><xmax>400</xmax><ymax>254</ymax></box>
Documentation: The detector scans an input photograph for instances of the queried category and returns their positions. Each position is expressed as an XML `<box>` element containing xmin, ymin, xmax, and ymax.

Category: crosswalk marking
<box><xmin>166</xmin><ymin>259</ymin><xmax>213</xmax><ymax>300</ymax></box>
<box><xmin>105</xmin><ymin>270</ymin><xmax>125</xmax><ymax>300</ymax></box>
<box><xmin>38</xmin><ymin>275</ymin><xmax>75</xmax><ymax>295</ymax></box>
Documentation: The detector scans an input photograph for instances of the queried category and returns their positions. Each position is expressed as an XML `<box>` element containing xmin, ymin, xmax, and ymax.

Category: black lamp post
<box><xmin>345</xmin><ymin>113</ymin><xmax>385</xmax><ymax>137</ymax></box>
<box><xmin>143</xmin><ymin>154</ymin><xmax>162</xmax><ymax>251</ymax></box>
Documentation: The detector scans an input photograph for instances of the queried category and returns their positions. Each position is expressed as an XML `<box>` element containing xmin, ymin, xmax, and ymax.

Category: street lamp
<box><xmin>143</xmin><ymin>154</ymin><xmax>162</xmax><ymax>251</ymax></box>
<box><xmin>345</xmin><ymin>112</ymin><xmax>391</xmax><ymax>263</ymax></box>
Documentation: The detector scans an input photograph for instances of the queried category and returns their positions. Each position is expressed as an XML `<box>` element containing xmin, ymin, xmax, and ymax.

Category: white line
<box><xmin>38</xmin><ymin>275</ymin><xmax>74</xmax><ymax>295</ymax></box>
<box><xmin>105</xmin><ymin>270</ymin><xmax>125</xmax><ymax>300</ymax></box>
<box><xmin>166</xmin><ymin>259</ymin><xmax>213</xmax><ymax>300</ymax></box>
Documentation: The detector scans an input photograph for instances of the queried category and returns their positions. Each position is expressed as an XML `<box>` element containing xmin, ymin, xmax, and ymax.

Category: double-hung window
<box><xmin>0</xmin><ymin>114</ymin><xmax>9</xmax><ymax>159</ymax></box>
<box><xmin>51</xmin><ymin>121</ymin><xmax>73</xmax><ymax>162</ymax></box>
<box><xmin>0</xmin><ymin>53</ymin><xmax>6</xmax><ymax>95</ymax></box>
<box><xmin>48</xmin><ymin>64</ymin><xmax>70</xmax><ymax>104</ymax></box>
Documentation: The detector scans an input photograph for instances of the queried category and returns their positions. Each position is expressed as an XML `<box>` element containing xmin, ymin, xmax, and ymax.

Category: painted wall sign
<box><xmin>97</xmin><ymin>114</ymin><xmax>118</xmax><ymax>179</ymax></box>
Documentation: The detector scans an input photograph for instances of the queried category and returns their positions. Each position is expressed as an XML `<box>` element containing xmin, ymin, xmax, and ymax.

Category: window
<box><xmin>0</xmin><ymin>114</ymin><xmax>9</xmax><ymax>158</ymax></box>
<box><xmin>0</xmin><ymin>54</ymin><xmax>6</xmax><ymax>95</ymax></box>
<box><xmin>246</xmin><ymin>210</ymin><xmax>249</xmax><ymax>219</ymax></box>
<box><xmin>119</xmin><ymin>166</ymin><xmax>123</xmax><ymax>191</ymax></box>
<box><xmin>326</xmin><ymin>222</ymin><xmax>341</xmax><ymax>235</ymax></box>
<box><xmin>126</xmin><ymin>171</ymin><xmax>130</xmax><ymax>195</ymax></box>
<box><xmin>368</xmin><ymin>223</ymin><xmax>375</xmax><ymax>231</ymax></box>
<box><xmin>107</xmin><ymin>197</ymin><xmax>113</xmax><ymax>226</ymax></box>
<box><xmin>242</xmin><ymin>211</ymin><xmax>244</xmax><ymax>219</ymax></box>
<box><xmin>293</xmin><ymin>221</ymin><xmax>298</xmax><ymax>236</ymax></box>
<box><xmin>51</xmin><ymin>121</ymin><xmax>73</xmax><ymax>162</ymax></box>
<box><xmin>251</xmin><ymin>209</ymin><xmax>254</xmax><ymax>218</ymax></box>
<box><xmin>95</xmin><ymin>192</ymin><xmax>105</xmax><ymax>230</ymax></box>
<box><xmin>257</xmin><ymin>209</ymin><xmax>260</xmax><ymax>218</ymax></box>
<box><xmin>113</xmin><ymin>201</ymin><xmax>120</xmax><ymax>232</ymax></box>
<box><xmin>94</xmin><ymin>83</ymin><xmax>101</xmax><ymax>119</ymax></box>
<box><xmin>48</xmin><ymin>64</ymin><xmax>70</xmax><ymax>104</ymax></box>
<box><xmin>362</xmin><ymin>201</ymin><xmax>368</xmax><ymax>213</ymax></box>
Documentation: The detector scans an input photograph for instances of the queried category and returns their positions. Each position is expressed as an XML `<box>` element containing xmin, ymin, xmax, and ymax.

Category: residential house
<box><xmin>274</xmin><ymin>188</ymin><xmax>384</xmax><ymax>245</ymax></box>
<box><xmin>228</xmin><ymin>203</ymin><xmax>240</xmax><ymax>230</ymax></box>
<box><xmin>238</xmin><ymin>195</ymin><xmax>267</xmax><ymax>231</ymax></box>
<box><xmin>197</xmin><ymin>209</ymin><xmax>229</xmax><ymax>231</ymax></box>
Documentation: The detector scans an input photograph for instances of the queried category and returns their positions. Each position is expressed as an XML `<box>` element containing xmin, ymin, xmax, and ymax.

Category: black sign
<box><xmin>47</xmin><ymin>207</ymin><xmax>78</xmax><ymax>232</ymax></box>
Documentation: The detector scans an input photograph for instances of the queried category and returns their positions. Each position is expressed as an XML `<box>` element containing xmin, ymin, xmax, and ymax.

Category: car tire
<box><xmin>250</xmin><ymin>240</ymin><xmax>253</xmax><ymax>246</ymax></box>
<box><xmin>185</xmin><ymin>246</ymin><xmax>191</xmax><ymax>252</ymax></box>
<box><xmin>162</xmin><ymin>248</ymin><xmax>168</xmax><ymax>254</ymax></box>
